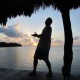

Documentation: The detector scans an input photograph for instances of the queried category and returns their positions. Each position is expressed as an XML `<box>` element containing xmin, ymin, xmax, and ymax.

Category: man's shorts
<box><xmin>34</xmin><ymin>47</ymin><xmax>49</xmax><ymax>60</ymax></box>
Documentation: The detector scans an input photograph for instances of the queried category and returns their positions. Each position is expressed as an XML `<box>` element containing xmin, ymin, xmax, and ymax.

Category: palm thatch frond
<box><xmin>0</xmin><ymin>0</ymin><xmax>80</xmax><ymax>25</ymax></box>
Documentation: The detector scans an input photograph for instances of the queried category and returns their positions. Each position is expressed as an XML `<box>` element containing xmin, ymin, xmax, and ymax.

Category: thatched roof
<box><xmin>0</xmin><ymin>0</ymin><xmax>80</xmax><ymax>25</ymax></box>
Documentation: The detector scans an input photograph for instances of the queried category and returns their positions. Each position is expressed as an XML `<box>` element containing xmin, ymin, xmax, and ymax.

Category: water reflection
<box><xmin>0</xmin><ymin>47</ymin><xmax>20</xmax><ymax>69</ymax></box>
<box><xmin>0</xmin><ymin>47</ymin><xmax>36</xmax><ymax>70</ymax></box>
<box><xmin>0</xmin><ymin>46</ymin><xmax>80</xmax><ymax>75</ymax></box>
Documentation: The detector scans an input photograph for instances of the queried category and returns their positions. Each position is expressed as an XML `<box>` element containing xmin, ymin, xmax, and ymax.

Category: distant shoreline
<box><xmin>0</xmin><ymin>42</ymin><xmax>22</xmax><ymax>47</ymax></box>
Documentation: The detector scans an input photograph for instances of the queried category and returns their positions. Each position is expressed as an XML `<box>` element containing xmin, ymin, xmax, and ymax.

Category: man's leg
<box><xmin>33</xmin><ymin>58</ymin><xmax>38</xmax><ymax>72</ymax></box>
<box><xmin>44</xmin><ymin>59</ymin><xmax>52</xmax><ymax>77</ymax></box>
<box><xmin>29</xmin><ymin>58</ymin><xmax>38</xmax><ymax>76</ymax></box>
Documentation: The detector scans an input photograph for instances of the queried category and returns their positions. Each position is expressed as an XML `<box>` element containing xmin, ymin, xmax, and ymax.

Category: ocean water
<box><xmin>0</xmin><ymin>46</ymin><xmax>80</xmax><ymax>75</ymax></box>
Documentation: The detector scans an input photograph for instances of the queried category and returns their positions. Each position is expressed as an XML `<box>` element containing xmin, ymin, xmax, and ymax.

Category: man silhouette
<box><xmin>29</xmin><ymin>17</ymin><xmax>53</xmax><ymax>77</ymax></box>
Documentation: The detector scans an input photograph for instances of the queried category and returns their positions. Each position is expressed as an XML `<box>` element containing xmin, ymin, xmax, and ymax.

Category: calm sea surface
<box><xmin>0</xmin><ymin>46</ymin><xmax>80</xmax><ymax>75</ymax></box>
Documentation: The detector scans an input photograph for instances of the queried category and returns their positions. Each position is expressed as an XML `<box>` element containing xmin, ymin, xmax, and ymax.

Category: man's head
<box><xmin>45</xmin><ymin>17</ymin><xmax>52</xmax><ymax>26</ymax></box>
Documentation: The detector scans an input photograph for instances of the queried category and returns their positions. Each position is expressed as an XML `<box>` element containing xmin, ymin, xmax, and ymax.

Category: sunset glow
<box><xmin>51</xmin><ymin>43</ymin><xmax>64</xmax><ymax>47</ymax></box>
<box><xmin>33</xmin><ymin>42</ymin><xmax>38</xmax><ymax>46</ymax></box>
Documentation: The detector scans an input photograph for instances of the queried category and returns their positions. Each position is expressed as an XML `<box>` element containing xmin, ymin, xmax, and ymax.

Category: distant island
<box><xmin>0</xmin><ymin>42</ymin><xmax>22</xmax><ymax>47</ymax></box>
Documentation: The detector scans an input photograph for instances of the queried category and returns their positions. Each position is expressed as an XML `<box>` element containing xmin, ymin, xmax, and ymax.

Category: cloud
<box><xmin>51</xmin><ymin>39</ymin><xmax>64</xmax><ymax>46</ymax></box>
<box><xmin>73</xmin><ymin>36</ymin><xmax>80</xmax><ymax>40</ymax></box>
<box><xmin>0</xmin><ymin>24</ymin><xmax>21</xmax><ymax>37</ymax></box>
<box><xmin>54</xmin><ymin>40</ymin><xmax>63</xmax><ymax>44</ymax></box>
<box><xmin>73</xmin><ymin>36</ymin><xmax>80</xmax><ymax>46</ymax></box>
<box><xmin>2</xmin><ymin>24</ymin><xmax>78</xmax><ymax>46</ymax></box>
<box><xmin>0</xmin><ymin>24</ymin><xmax>35</xmax><ymax>46</ymax></box>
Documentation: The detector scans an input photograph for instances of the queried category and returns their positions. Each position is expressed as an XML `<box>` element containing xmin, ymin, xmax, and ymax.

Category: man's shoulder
<box><xmin>43</xmin><ymin>26</ymin><xmax>52</xmax><ymax>32</ymax></box>
<box><xmin>48</xmin><ymin>26</ymin><xmax>52</xmax><ymax>31</ymax></box>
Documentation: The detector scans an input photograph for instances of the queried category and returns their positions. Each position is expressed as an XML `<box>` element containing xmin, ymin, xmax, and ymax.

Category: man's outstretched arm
<box><xmin>31</xmin><ymin>32</ymin><xmax>41</xmax><ymax>38</ymax></box>
<box><xmin>31</xmin><ymin>32</ymin><xmax>50</xmax><ymax>38</ymax></box>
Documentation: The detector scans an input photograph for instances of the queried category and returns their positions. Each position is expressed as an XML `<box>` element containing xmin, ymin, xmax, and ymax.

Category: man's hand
<box><xmin>31</xmin><ymin>32</ymin><xmax>38</xmax><ymax>37</ymax></box>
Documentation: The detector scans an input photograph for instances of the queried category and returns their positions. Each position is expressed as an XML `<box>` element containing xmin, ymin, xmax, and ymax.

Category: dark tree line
<box><xmin>0</xmin><ymin>42</ymin><xmax>22</xmax><ymax>47</ymax></box>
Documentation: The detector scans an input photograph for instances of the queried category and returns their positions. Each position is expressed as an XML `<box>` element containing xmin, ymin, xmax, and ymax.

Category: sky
<box><xmin>0</xmin><ymin>6</ymin><xmax>80</xmax><ymax>46</ymax></box>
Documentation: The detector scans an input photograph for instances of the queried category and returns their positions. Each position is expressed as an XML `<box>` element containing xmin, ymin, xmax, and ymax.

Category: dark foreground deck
<box><xmin>0</xmin><ymin>68</ymin><xmax>80</xmax><ymax>80</ymax></box>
